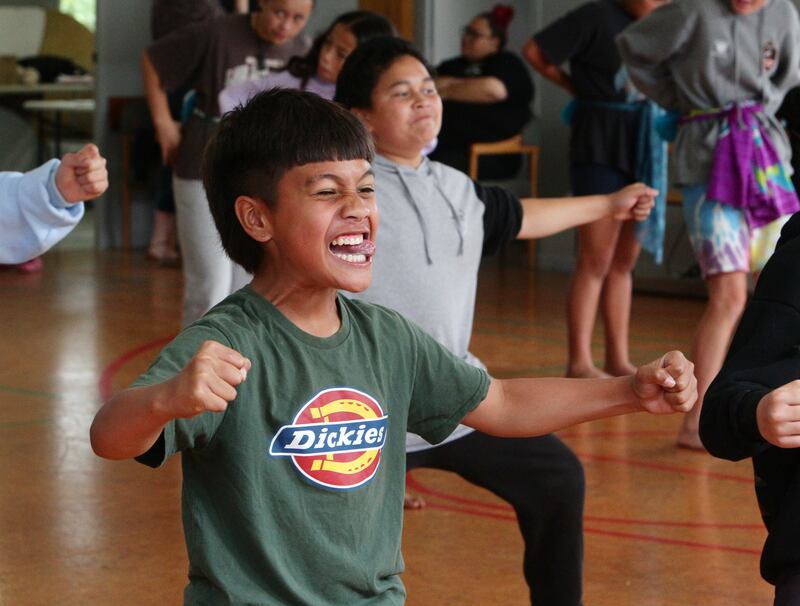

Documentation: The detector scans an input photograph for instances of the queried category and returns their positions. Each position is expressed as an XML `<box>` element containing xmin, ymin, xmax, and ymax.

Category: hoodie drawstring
<box><xmin>392</xmin><ymin>162</ymin><xmax>466</xmax><ymax>265</ymax></box>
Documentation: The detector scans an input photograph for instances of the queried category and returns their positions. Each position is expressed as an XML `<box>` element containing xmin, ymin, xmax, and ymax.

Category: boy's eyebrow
<box><xmin>304</xmin><ymin>169</ymin><xmax>374</xmax><ymax>187</ymax></box>
<box><xmin>305</xmin><ymin>173</ymin><xmax>343</xmax><ymax>186</ymax></box>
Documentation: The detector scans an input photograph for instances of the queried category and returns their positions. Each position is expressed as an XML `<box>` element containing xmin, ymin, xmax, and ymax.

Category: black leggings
<box><xmin>407</xmin><ymin>431</ymin><xmax>585</xmax><ymax>606</ymax></box>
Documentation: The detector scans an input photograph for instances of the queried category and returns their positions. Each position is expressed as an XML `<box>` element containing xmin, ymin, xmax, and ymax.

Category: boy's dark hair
<box><xmin>334</xmin><ymin>37</ymin><xmax>434</xmax><ymax>110</ymax></box>
<box><xmin>203</xmin><ymin>88</ymin><xmax>374</xmax><ymax>273</ymax></box>
<box><xmin>288</xmin><ymin>10</ymin><xmax>396</xmax><ymax>89</ymax></box>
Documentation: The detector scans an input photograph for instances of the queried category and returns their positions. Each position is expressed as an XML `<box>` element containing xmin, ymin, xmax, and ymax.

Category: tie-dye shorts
<box><xmin>681</xmin><ymin>184</ymin><xmax>789</xmax><ymax>277</ymax></box>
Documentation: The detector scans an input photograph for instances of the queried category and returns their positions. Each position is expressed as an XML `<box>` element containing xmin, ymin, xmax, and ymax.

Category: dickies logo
<box><xmin>269</xmin><ymin>388</ymin><xmax>388</xmax><ymax>491</ymax></box>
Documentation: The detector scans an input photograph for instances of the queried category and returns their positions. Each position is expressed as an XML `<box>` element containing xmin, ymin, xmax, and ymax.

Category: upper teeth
<box><xmin>332</xmin><ymin>235</ymin><xmax>364</xmax><ymax>246</ymax></box>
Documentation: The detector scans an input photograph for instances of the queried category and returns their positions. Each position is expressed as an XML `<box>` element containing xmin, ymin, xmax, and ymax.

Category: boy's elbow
<box><xmin>462</xmin><ymin>380</ymin><xmax>519</xmax><ymax>437</ymax></box>
<box><xmin>89</xmin><ymin>420</ymin><xmax>112</xmax><ymax>459</ymax></box>
<box><xmin>89</xmin><ymin>417</ymin><xmax>125</xmax><ymax>460</ymax></box>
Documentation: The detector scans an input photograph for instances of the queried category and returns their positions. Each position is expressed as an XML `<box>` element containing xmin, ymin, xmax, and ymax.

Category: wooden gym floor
<box><xmin>0</xmin><ymin>244</ymin><xmax>770</xmax><ymax>605</ymax></box>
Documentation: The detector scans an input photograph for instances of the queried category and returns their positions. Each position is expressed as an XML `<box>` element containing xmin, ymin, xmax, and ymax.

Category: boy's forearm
<box><xmin>90</xmin><ymin>382</ymin><xmax>175</xmax><ymax>460</ymax></box>
<box><xmin>517</xmin><ymin>194</ymin><xmax>609</xmax><ymax>239</ymax></box>
<box><xmin>463</xmin><ymin>377</ymin><xmax>639</xmax><ymax>437</ymax></box>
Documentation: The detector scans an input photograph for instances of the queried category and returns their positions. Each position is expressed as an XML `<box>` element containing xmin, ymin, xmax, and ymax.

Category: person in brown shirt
<box><xmin>142</xmin><ymin>0</ymin><xmax>313</xmax><ymax>326</ymax></box>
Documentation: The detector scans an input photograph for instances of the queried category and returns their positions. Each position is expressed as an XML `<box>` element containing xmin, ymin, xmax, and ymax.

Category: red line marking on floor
<box><xmin>412</xmin><ymin>501</ymin><xmax>760</xmax><ymax>556</ymax></box>
<box><xmin>98</xmin><ymin>335</ymin><xmax>176</xmax><ymax>401</ymax></box>
<box><xmin>583</xmin><ymin>515</ymin><xmax>761</xmax><ymax>530</ymax></box>
<box><xmin>406</xmin><ymin>474</ymin><xmax>761</xmax><ymax>529</ymax></box>
<box><xmin>574</xmin><ymin>452</ymin><xmax>752</xmax><ymax>484</ymax></box>
<box><xmin>557</xmin><ymin>430</ymin><xmax>674</xmax><ymax>439</ymax></box>
<box><xmin>581</xmin><ymin>526</ymin><xmax>761</xmax><ymax>556</ymax></box>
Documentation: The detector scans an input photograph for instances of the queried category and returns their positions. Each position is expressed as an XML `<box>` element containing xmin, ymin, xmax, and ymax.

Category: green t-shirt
<box><xmin>134</xmin><ymin>287</ymin><xmax>490</xmax><ymax>605</ymax></box>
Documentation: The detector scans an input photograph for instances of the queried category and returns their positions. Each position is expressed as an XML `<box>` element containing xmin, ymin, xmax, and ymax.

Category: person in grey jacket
<box><xmin>335</xmin><ymin>36</ymin><xmax>659</xmax><ymax>606</ymax></box>
<box><xmin>617</xmin><ymin>0</ymin><xmax>800</xmax><ymax>450</ymax></box>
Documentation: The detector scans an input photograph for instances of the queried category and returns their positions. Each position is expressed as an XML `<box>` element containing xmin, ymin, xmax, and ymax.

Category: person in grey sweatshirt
<box><xmin>617</xmin><ymin>0</ymin><xmax>800</xmax><ymax>451</ymax></box>
<box><xmin>335</xmin><ymin>36</ymin><xmax>660</xmax><ymax>606</ymax></box>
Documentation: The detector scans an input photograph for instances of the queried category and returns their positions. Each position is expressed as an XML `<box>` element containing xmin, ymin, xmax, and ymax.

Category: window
<box><xmin>60</xmin><ymin>0</ymin><xmax>96</xmax><ymax>32</ymax></box>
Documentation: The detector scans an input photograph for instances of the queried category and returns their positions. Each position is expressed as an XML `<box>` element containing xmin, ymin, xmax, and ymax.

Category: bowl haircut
<box><xmin>203</xmin><ymin>88</ymin><xmax>375</xmax><ymax>273</ymax></box>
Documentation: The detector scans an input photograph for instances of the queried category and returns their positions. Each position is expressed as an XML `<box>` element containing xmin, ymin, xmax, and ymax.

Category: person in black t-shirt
<box><xmin>523</xmin><ymin>0</ymin><xmax>667</xmax><ymax>380</ymax></box>
<box><xmin>429</xmin><ymin>4</ymin><xmax>534</xmax><ymax>180</ymax></box>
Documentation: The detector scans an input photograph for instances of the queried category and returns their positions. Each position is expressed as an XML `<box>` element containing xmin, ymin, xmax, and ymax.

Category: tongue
<box><xmin>331</xmin><ymin>240</ymin><xmax>376</xmax><ymax>255</ymax></box>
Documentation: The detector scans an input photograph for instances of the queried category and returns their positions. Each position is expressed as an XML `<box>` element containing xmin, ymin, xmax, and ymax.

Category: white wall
<box><xmin>93</xmin><ymin>0</ymin><xmax>152</xmax><ymax>248</ymax></box>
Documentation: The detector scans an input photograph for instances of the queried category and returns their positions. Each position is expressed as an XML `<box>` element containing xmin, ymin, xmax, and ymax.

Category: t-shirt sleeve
<box><xmin>404</xmin><ymin>319</ymin><xmax>490</xmax><ymax>444</ymax></box>
<box><xmin>146</xmin><ymin>19</ymin><xmax>212</xmax><ymax>93</ymax></box>
<box><xmin>132</xmin><ymin>324</ymin><xmax>233</xmax><ymax>468</ymax></box>
<box><xmin>474</xmin><ymin>181</ymin><xmax>523</xmax><ymax>255</ymax></box>
<box><xmin>533</xmin><ymin>3</ymin><xmax>599</xmax><ymax>66</ymax></box>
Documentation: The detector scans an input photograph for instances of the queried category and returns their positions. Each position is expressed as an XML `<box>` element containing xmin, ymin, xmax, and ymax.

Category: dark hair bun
<box><xmin>491</xmin><ymin>4</ymin><xmax>515</xmax><ymax>31</ymax></box>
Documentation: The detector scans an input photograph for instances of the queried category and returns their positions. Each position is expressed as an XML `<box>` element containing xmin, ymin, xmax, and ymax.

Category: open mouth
<box><xmin>329</xmin><ymin>233</ymin><xmax>376</xmax><ymax>264</ymax></box>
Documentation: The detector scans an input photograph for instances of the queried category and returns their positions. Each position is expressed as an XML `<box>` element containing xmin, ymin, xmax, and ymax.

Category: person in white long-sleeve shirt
<box><xmin>1</xmin><ymin>144</ymin><xmax>107</xmax><ymax>265</ymax></box>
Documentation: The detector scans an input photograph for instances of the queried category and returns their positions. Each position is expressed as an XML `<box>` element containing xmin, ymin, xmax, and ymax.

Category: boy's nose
<box><xmin>342</xmin><ymin>193</ymin><xmax>372</xmax><ymax>217</ymax></box>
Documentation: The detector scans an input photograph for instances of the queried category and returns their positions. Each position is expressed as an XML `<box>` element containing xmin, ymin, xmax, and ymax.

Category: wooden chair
<box><xmin>468</xmin><ymin>134</ymin><xmax>540</xmax><ymax>268</ymax></box>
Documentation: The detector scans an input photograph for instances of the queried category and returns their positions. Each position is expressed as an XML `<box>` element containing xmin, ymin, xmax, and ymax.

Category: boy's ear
<box><xmin>234</xmin><ymin>195</ymin><xmax>274</xmax><ymax>243</ymax></box>
<box><xmin>350</xmin><ymin>108</ymin><xmax>374</xmax><ymax>133</ymax></box>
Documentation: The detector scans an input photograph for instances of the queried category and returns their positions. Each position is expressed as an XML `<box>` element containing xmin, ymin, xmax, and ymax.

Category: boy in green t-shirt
<box><xmin>90</xmin><ymin>88</ymin><xmax>697</xmax><ymax>605</ymax></box>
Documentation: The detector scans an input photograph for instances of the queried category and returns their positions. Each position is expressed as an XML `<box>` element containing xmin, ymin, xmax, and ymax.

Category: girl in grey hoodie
<box><xmin>617</xmin><ymin>0</ymin><xmax>800</xmax><ymax>451</ymax></box>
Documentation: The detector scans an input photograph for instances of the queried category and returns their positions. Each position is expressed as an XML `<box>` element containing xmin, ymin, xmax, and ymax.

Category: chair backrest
<box><xmin>468</xmin><ymin>134</ymin><xmax>540</xmax><ymax>197</ymax></box>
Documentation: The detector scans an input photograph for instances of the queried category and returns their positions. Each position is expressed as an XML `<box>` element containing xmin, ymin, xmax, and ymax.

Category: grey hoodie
<box><xmin>348</xmin><ymin>154</ymin><xmax>488</xmax><ymax>451</ymax></box>
<box><xmin>616</xmin><ymin>0</ymin><xmax>800</xmax><ymax>186</ymax></box>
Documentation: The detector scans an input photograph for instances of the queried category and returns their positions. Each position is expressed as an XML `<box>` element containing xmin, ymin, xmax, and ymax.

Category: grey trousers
<box><xmin>172</xmin><ymin>176</ymin><xmax>250</xmax><ymax>326</ymax></box>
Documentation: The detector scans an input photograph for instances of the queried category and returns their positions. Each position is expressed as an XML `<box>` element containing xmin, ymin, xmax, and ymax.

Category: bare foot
<box><xmin>676</xmin><ymin>418</ymin><xmax>706</xmax><ymax>452</ymax></box>
<box><xmin>567</xmin><ymin>365</ymin><xmax>612</xmax><ymax>379</ymax></box>
<box><xmin>404</xmin><ymin>492</ymin><xmax>426</xmax><ymax>510</ymax></box>
<box><xmin>604</xmin><ymin>362</ymin><xmax>637</xmax><ymax>377</ymax></box>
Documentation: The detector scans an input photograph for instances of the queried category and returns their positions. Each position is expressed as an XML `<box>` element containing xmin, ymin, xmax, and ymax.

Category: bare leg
<box><xmin>677</xmin><ymin>271</ymin><xmax>748</xmax><ymax>450</ymax></box>
<box><xmin>566</xmin><ymin>216</ymin><xmax>622</xmax><ymax>378</ymax></box>
<box><xmin>602</xmin><ymin>220</ymin><xmax>641</xmax><ymax>376</ymax></box>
